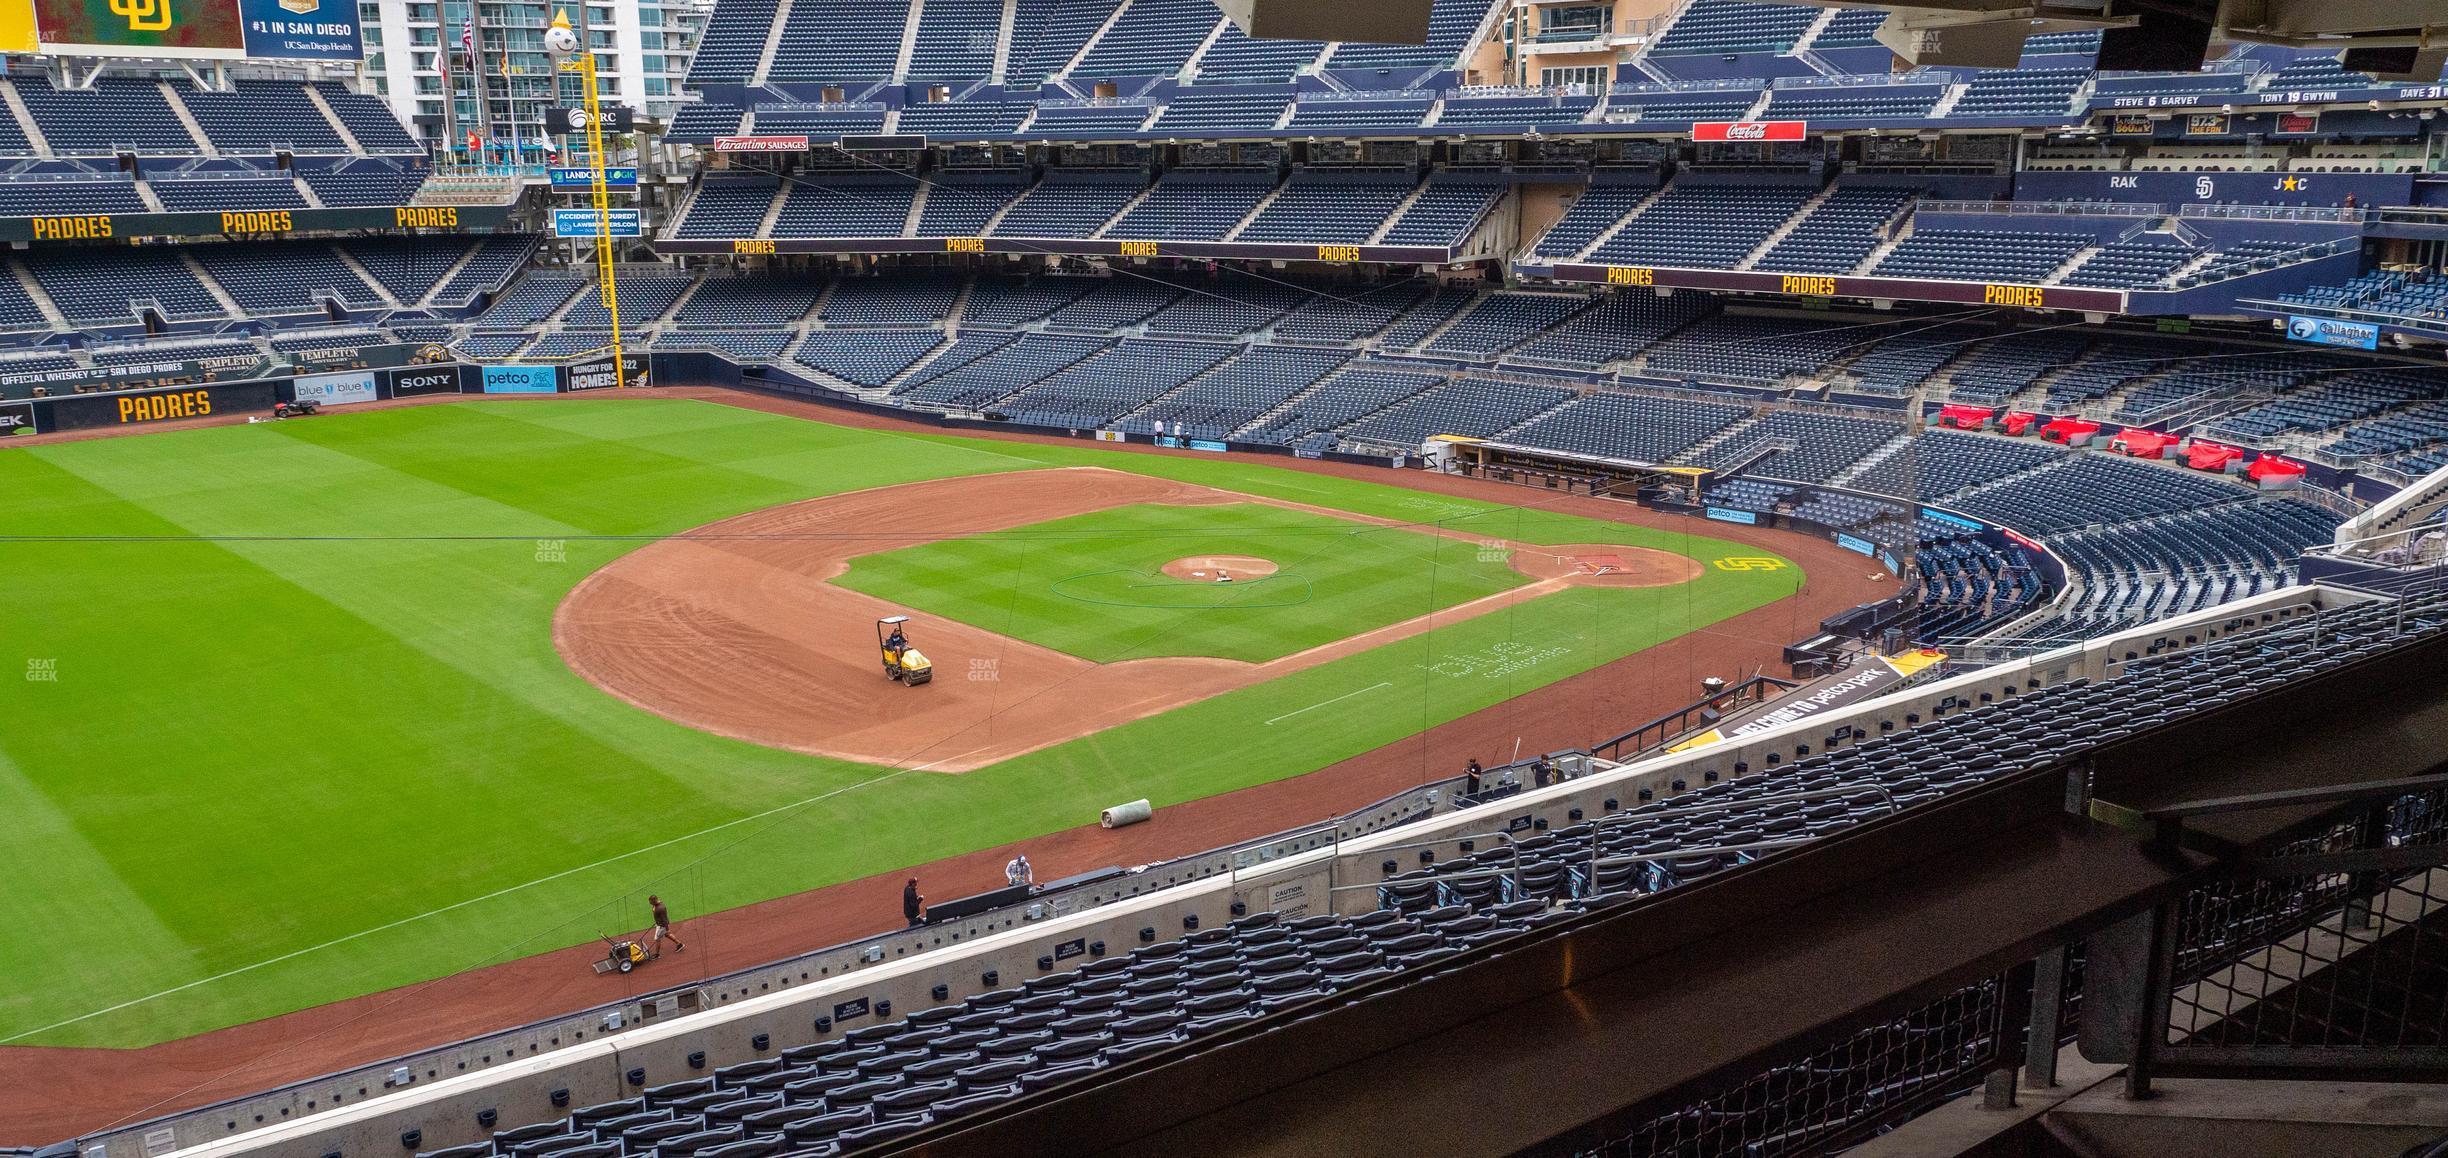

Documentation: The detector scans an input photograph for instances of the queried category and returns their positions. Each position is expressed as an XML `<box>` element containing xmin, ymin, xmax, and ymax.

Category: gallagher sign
<box><xmin>2287</xmin><ymin>315</ymin><xmax>2380</xmax><ymax>351</ymax></box>
<box><xmin>1692</xmin><ymin>120</ymin><xmax>1807</xmax><ymax>142</ymax></box>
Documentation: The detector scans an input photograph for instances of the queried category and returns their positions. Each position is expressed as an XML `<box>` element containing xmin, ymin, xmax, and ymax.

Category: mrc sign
<box><xmin>1692</xmin><ymin>120</ymin><xmax>1808</xmax><ymax>142</ymax></box>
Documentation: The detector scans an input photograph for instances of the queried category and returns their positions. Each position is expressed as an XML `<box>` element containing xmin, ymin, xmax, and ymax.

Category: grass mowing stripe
<box><xmin>836</xmin><ymin>502</ymin><xmax>1529</xmax><ymax>663</ymax></box>
<box><xmin>0</xmin><ymin>399</ymin><xmax>1797</xmax><ymax>1047</ymax></box>
<box><xmin>0</xmin><ymin>732</ymin><xmax>204</xmax><ymax>1040</ymax></box>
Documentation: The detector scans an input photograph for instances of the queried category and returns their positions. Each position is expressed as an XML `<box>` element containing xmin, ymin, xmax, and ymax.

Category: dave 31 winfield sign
<box><xmin>1691</xmin><ymin>120</ymin><xmax>1809</xmax><ymax>142</ymax></box>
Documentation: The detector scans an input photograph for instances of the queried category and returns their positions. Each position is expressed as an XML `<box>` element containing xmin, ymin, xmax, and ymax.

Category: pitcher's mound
<box><xmin>1161</xmin><ymin>555</ymin><xmax>1279</xmax><ymax>583</ymax></box>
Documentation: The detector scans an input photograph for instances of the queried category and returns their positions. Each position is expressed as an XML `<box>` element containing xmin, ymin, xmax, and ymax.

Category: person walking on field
<box><xmin>903</xmin><ymin>878</ymin><xmax>926</xmax><ymax>927</ymax></box>
<box><xmin>648</xmin><ymin>894</ymin><xmax>684</xmax><ymax>957</ymax></box>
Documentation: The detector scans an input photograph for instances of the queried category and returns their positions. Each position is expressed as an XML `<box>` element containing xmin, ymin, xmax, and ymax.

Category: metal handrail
<box><xmin>1340</xmin><ymin>828</ymin><xmax>1528</xmax><ymax>897</ymax></box>
<box><xmin>2178</xmin><ymin>203</ymin><xmax>2367</xmax><ymax>224</ymax></box>
<box><xmin>1917</xmin><ymin>199</ymin><xmax>2160</xmax><ymax>218</ymax></box>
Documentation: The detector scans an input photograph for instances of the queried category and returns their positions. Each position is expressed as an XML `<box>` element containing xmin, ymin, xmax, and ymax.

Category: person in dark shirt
<box><xmin>903</xmin><ymin>878</ymin><xmax>925</xmax><ymax>927</ymax></box>
<box><xmin>648</xmin><ymin>894</ymin><xmax>684</xmax><ymax>957</ymax></box>
<box><xmin>1463</xmin><ymin>759</ymin><xmax>1483</xmax><ymax>798</ymax></box>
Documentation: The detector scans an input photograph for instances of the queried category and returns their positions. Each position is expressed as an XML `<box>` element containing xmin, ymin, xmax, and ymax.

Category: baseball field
<box><xmin>0</xmin><ymin>396</ymin><xmax>1803</xmax><ymax>1056</ymax></box>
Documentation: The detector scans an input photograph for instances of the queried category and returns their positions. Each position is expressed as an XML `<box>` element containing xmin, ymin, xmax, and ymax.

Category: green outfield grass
<box><xmin>836</xmin><ymin>502</ymin><xmax>1531</xmax><ymax>663</ymax></box>
<box><xmin>0</xmin><ymin>398</ymin><xmax>1799</xmax><ymax>1050</ymax></box>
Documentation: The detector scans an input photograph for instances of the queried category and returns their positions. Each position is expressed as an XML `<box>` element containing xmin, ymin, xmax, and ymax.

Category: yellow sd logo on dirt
<box><xmin>1711</xmin><ymin>556</ymin><xmax>1788</xmax><ymax>572</ymax></box>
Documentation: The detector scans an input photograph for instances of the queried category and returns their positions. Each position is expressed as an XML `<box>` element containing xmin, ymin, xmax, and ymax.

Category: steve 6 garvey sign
<box><xmin>1691</xmin><ymin>120</ymin><xmax>1808</xmax><ymax>142</ymax></box>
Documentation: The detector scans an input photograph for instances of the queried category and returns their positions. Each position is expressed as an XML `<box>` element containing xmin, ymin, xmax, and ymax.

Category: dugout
<box><xmin>1420</xmin><ymin>435</ymin><xmax>1708</xmax><ymax>505</ymax></box>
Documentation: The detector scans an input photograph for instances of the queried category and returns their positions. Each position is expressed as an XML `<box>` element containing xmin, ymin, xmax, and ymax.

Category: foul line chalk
<box><xmin>1265</xmin><ymin>682</ymin><xmax>1391</xmax><ymax>727</ymax></box>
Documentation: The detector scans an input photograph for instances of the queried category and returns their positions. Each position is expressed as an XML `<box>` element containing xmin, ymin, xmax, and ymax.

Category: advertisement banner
<box><xmin>563</xmin><ymin>352</ymin><xmax>635</xmax><ymax>391</ymax></box>
<box><xmin>381</xmin><ymin>364</ymin><xmax>465</xmax><ymax>398</ymax></box>
<box><xmin>2275</xmin><ymin>111</ymin><xmax>2321</xmax><ymax>135</ymax></box>
<box><xmin>1188</xmin><ymin>439</ymin><xmax>1228</xmax><ymax>453</ymax></box>
<box><xmin>234</xmin><ymin>0</ymin><xmax>360</xmax><ymax>60</ymax></box>
<box><xmin>552</xmin><ymin>208</ymin><xmax>643</xmax><ymax>238</ymax></box>
<box><xmin>1691</xmin><ymin>120</ymin><xmax>1806</xmax><ymax>142</ymax></box>
<box><xmin>1671</xmin><ymin>649</ymin><xmax>1948</xmax><ymax>751</ymax></box>
<box><xmin>37</xmin><ymin>379</ymin><xmax>277</xmax><ymax>431</ymax></box>
<box><xmin>0</xmin><ymin>358</ymin><xmax>196</xmax><ymax>392</ymax></box>
<box><xmin>712</xmin><ymin>135</ymin><xmax>808</xmax><ymax>153</ymax></box>
<box><xmin>549</xmin><ymin>166</ymin><xmax>638</xmax><ymax>190</ymax></box>
<box><xmin>544</xmin><ymin>106</ymin><xmax>634</xmax><ymax>135</ymax></box>
<box><xmin>1704</xmin><ymin>506</ymin><xmax>1760</xmax><ymax>525</ymax></box>
<box><xmin>480</xmin><ymin>365</ymin><xmax>559</xmax><ymax>394</ymax></box>
<box><xmin>0</xmin><ymin>400</ymin><xmax>35</xmax><ymax>435</ymax></box>
<box><xmin>1836</xmin><ymin>532</ymin><xmax>1876</xmax><ymax>557</ymax></box>
<box><xmin>2109</xmin><ymin>115</ymin><xmax>2154</xmax><ymax>134</ymax></box>
<box><xmin>2183</xmin><ymin>113</ymin><xmax>2231</xmax><ymax>136</ymax></box>
<box><xmin>1921</xmin><ymin>507</ymin><xmax>1984</xmax><ymax>532</ymax></box>
<box><xmin>290</xmin><ymin>369</ymin><xmax>376</xmax><ymax>406</ymax></box>
<box><xmin>1094</xmin><ymin>430</ymin><xmax>1126</xmax><ymax>442</ymax></box>
<box><xmin>2286</xmin><ymin>314</ymin><xmax>2380</xmax><ymax>350</ymax></box>
<box><xmin>0</xmin><ymin>202</ymin><xmax>510</xmax><ymax>245</ymax></box>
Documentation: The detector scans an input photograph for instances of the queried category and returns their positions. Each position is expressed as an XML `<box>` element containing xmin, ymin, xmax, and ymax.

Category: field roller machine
<box><xmin>878</xmin><ymin>614</ymin><xmax>933</xmax><ymax>686</ymax></box>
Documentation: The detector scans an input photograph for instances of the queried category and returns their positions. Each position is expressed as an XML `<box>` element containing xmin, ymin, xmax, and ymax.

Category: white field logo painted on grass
<box><xmin>25</xmin><ymin>657</ymin><xmax>56</xmax><ymax>683</ymax></box>
<box><xmin>968</xmin><ymin>658</ymin><xmax>1000</xmax><ymax>682</ymax></box>
<box><xmin>1475</xmin><ymin>538</ymin><xmax>1510</xmax><ymax>564</ymax></box>
<box><xmin>1426</xmin><ymin>640</ymin><xmax>1568</xmax><ymax>680</ymax></box>
<box><xmin>1397</xmin><ymin>496</ymin><xmax>1483</xmax><ymax>520</ymax></box>
<box><xmin>535</xmin><ymin>538</ymin><xmax>568</xmax><ymax>564</ymax></box>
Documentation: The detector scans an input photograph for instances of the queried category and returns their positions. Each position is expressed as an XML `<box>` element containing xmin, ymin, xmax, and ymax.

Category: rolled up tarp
<box><xmin>1101</xmin><ymin>798</ymin><xmax>1153</xmax><ymax>828</ymax></box>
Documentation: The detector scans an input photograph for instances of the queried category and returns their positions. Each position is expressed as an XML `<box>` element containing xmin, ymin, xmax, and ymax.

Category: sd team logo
<box><xmin>110</xmin><ymin>0</ymin><xmax>169</xmax><ymax>32</ymax></box>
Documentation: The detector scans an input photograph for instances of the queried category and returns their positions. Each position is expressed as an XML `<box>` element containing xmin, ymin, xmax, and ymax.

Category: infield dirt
<box><xmin>553</xmin><ymin>467</ymin><xmax>1699</xmax><ymax>771</ymax></box>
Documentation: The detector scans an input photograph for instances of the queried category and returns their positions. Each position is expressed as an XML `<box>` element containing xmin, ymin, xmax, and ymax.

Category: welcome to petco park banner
<box><xmin>0</xmin><ymin>0</ymin><xmax>360</xmax><ymax>58</ymax></box>
<box><xmin>1664</xmin><ymin>650</ymin><xmax>1949</xmax><ymax>754</ymax></box>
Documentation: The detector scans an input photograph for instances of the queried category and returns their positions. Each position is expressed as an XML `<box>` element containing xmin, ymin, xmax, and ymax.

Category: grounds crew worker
<box><xmin>649</xmin><ymin>894</ymin><xmax>685</xmax><ymax>957</ymax></box>
<box><xmin>904</xmin><ymin>878</ymin><xmax>926</xmax><ymax>927</ymax></box>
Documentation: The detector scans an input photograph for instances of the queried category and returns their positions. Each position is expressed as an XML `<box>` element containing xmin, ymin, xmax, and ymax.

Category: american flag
<box><xmin>458</xmin><ymin>14</ymin><xmax>475</xmax><ymax>73</ymax></box>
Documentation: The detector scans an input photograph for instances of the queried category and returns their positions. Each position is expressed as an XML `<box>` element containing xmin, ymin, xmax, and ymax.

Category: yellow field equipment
<box><xmin>877</xmin><ymin>614</ymin><xmax>933</xmax><ymax>686</ymax></box>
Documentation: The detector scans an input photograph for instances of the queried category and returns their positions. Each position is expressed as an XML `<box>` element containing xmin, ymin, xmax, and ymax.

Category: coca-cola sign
<box><xmin>1691</xmin><ymin>120</ymin><xmax>1808</xmax><ymax>142</ymax></box>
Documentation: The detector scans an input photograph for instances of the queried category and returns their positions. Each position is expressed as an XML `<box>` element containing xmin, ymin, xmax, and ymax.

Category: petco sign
<box><xmin>1692</xmin><ymin>120</ymin><xmax>1807</xmax><ymax>142</ymax></box>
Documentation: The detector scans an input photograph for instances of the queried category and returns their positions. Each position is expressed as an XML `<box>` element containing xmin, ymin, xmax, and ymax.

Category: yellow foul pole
<box><xmin>555</xmin><ymin>8</ymin><xmax>624</xmax><ymax>387</ymax></box>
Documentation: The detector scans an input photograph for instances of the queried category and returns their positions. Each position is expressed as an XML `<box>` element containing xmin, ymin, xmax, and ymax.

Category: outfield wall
<box><xmin>114</xmin><ymin>577</ymin><xmax>2355</xmax><ymax>1158</ymax></box>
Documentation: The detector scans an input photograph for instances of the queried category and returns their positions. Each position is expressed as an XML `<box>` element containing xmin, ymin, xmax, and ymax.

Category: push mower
<box><xmin>594</xmin><ymin>935</ymin><xmax>650</xmax><ymax>975</ymax></box>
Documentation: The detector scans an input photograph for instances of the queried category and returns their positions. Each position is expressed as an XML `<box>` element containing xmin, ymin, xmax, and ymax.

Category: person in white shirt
<box><xmin>1006</xmin><ymin>853</ymin><xmax>1035</xmax><ymax>888</ymax></box>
